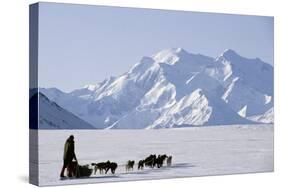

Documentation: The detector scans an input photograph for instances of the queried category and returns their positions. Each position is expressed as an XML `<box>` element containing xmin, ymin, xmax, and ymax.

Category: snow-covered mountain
<box><xmin>205</xmin><ymin>49</ymin><xmax>273</xmax><ymax>117</ymax></box>
<box><xmin>30</xmin><ymin>92</ymin><xmax>94</xmax><ymax>129</ymax></box>
<box><xmin>40</xmin><ymin>48</ymin><xmax>273</xmax><ymax>129</ymax></box>
<box><xmin>248</xmin><ymin>107</ymin><xmax>274</xmax><ymax>124</ymax></box>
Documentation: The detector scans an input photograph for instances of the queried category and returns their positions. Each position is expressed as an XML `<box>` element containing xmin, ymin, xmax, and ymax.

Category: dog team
<box><xmin>91</xmin><ymin>154</ymin><xmax>173</xmax><ymax>175</ymax></box>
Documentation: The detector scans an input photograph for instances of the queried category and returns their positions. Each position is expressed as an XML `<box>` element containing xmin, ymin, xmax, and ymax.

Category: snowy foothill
<box><xmin>31</xmin><ymin>124</ymin><xmax>273</xmax><ymax>186</ymax></box>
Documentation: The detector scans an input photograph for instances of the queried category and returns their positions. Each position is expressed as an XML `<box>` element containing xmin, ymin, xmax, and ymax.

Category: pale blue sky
<box><xmin>38</xmin><ymin>2</ymin><xmax>274</xmax><ymax>92</ymax></box>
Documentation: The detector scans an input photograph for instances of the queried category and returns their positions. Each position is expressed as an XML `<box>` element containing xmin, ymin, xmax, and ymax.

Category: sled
<box><xmin>76</xmin><ymin>164</ymin><xmax>93</xmax><ymax>178</ymax></box>
<box><xmin>60</xmin><ymin>162</ymin><xmax>93</xmax><ymax>180</ymax></box>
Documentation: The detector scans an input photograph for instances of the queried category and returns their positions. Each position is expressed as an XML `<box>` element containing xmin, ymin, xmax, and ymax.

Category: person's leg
<box><xmin>60</xmin><ymin>160</ymin><xmax>67</xmax><ymax>177</ymax></box>
<box><xmin>60</xmin><ymin>166</ymin><xmax>66</xmax><ymax>177</ymax></box>
<box><xmin>67</xmin><ymin>162</ymin><xmax>73</xmax><ymax>177</ymax></box>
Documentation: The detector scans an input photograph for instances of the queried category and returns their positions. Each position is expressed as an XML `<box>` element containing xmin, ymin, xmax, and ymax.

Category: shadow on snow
<box><xmin>61</xmin><ymin>163</ymin><xmax>195</xmax><ymax>181</ymax></box>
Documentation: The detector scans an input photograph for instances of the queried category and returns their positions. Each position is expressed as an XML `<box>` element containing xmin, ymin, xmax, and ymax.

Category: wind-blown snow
<box><xmin>40</xmin><ymin>48</ymin><xmax>273</xmax><ymax>129</ymax></box>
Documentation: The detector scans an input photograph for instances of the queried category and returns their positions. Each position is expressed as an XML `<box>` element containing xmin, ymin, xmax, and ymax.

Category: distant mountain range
<box><xmin>39</xmin><ymin>48</ymin><xmax>273</xmax><ymax>129</ymax></box>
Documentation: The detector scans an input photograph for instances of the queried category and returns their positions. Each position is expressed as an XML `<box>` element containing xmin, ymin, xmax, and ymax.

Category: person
<box><xmin>60</xmin><ymin>135</ymin><xmax>78</xmax><ymax>178</ymax></box>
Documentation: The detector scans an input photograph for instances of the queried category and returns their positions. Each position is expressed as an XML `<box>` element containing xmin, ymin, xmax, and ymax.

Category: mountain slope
<box><xmin>146</xmin><ymin>89</ymin><xmax>253</xmax><ymax>129</ymax></box>
<box><xmin>204</xmin><ymin>49</ymin><xmax>273</xmax><ymax>118</ymax></box>
<box><xmin>248</xmin><ymin>107</ymin><xmax>274</xmax><ymax>124</ymax></box>
<box><xmin>30</xmin><ymin>92</ymin><xmax>95</xmax><ymax>129</ymax></box>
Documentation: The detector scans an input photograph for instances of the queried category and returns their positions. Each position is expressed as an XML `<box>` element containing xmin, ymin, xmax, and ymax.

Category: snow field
<box><xmin>30</xmin><ymin>124</ymin><xmax>273</xmax><ymax>186</ymax></box>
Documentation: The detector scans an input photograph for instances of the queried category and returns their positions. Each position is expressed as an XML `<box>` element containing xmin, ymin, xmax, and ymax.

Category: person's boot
<box><xmin>60</xmin><ymin>173</ymin><xmax>65</xmax><ymax>178</ymax></box>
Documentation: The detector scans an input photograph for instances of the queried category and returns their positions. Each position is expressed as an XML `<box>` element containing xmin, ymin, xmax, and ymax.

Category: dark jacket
<box><xmin>63</xmin><ymin>138</ymin><xmax>76</xmax><ymax>161</ymax></box>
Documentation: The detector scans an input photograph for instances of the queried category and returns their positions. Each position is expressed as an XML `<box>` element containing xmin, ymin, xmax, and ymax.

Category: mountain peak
<box><xmin>140</xmin><ymin>56</ymin><xmax>155</xmax><ymax>64</ymax></box>
<box><xmin>152</xmin><ymin>47</ymin><xmax>189</xmax><ymax>65</ymax></box>
<box><xmin>221</xmin><ymin>49</ymin><xmax>240</xmax><ymax>59</ymax></box>
<box><xmin>173</xmin><ymin>47</ymin><xmax>185</xmax><ymax>53</ymax></box>
<box><xmin>158</xmin><ymin>47</ymin><xmax>187</xmax><ymax>55</ymax></box>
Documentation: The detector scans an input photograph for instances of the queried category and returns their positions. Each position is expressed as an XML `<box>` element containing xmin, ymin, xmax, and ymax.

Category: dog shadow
<box><xmin>120</xmin><ymin>162</ymin><xmax>195</xmax><ymax>175</ymax></box>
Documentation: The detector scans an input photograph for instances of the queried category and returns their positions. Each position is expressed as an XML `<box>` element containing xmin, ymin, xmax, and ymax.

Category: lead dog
<box><xmin>167</xmin><ymin>156</ymin><xmax>172</xmax><ymax>166</ymax></box>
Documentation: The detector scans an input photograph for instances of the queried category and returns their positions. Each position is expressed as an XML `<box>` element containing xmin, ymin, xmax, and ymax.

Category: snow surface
<box><xmin>31</xmin><ymin>124</ymin><xmax>273</xmax><ymax>186</ymax></box>
<box><xmin>40</xmin><ymin>48</ymin><xmax>273</xmax><ymax>129</ymax></box>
